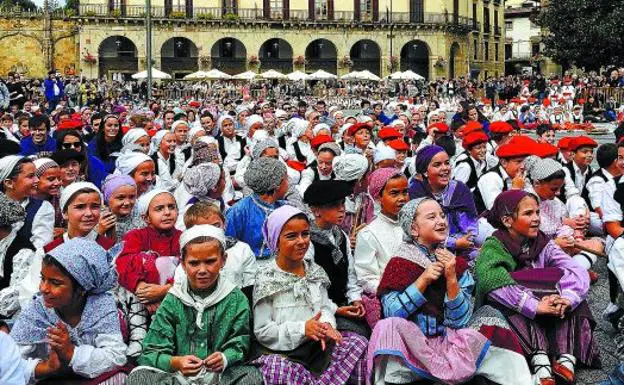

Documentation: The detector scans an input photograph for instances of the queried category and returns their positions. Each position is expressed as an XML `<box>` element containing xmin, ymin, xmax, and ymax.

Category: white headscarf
<box><xmin>59</xmin><ymin>182</ymin><xmax>102</xmax><ymax>212</ymax></box>
<box><xmin>290</xmin><ymin>119</ymin><xmax>309</xmax><ymax>139</ymax></box>
<box><xmin>171</xmin><ymin>120</ymin><xmax>190</xmax><ymax>132</ymax></box>
<box><xmin>0</xmin><ymin>155</ymin><xmax>24</xmax><ymax>182</ymax></box>
<box><xmin>245</xmin><ymin>114</ymin><xmax>264</xmax><ymax>132</ymax></box>
<box><xmin>333</xmin><ymin>154</ymin><xmax>369</xmax><ymax>181</ymax></box>
<box><xmin>312</xmin><ymin>123</ymin><xmax>331</xmax><ymax>137</ymax></box>
<box><xmin>179</xmin><ymin>224</ymin><xmax>226</xmax><ymax>251</ymax></box>
<box><xmin>115</xmin><ymin>151</ymin><xmax>153</xmax><ymax>175</ymax></box>
<box><xmin>137</xmin><ymin>188</ymin><xmax>175</xmax><ymax>217</ymax></box>
<box><xmin>122</xmin><ymin>128</ymin><xmax>149</xmax><ymax>147</ymax></box>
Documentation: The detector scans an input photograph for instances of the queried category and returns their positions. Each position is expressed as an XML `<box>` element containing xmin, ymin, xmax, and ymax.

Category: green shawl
<box><xmin>475</xmin><ymin>236</ymin><xmax>518</xmax><ymax>305</ymax></box>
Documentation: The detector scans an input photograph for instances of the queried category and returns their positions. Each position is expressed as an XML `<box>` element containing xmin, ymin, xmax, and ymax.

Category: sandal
<box><xmin>553</xmin><ymin>356</ymin><xmax>576</xmax><ymax>384</ymax></box>
<box><xmin>531</xmin><ymin>361</ymin><xmax>555</xmax><ymax>385</ymax></box>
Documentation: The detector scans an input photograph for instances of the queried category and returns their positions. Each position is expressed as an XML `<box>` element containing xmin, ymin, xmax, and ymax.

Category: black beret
<box><xmin>51</xmin><ymin>149</ymin><xmax>85</xmax><ymax>166</ymax></box>
<box><xmin>303</xmin><ymin>180</ymin><xmax>352</xmax><ymax>206</ymax></box>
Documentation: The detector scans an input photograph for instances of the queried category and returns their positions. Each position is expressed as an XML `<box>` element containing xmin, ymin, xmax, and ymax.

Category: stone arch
<box><xmin>98</xmin><ymin>35</ymin><xmax>139</xmax><ymax>80</ymax></box>
<box><xmin>449</xmin><ymin>42</ymin><xmax>461</xmax><ymax>79</ymax></box>
<box><xmin>305</xmin><ymin>38</ymin><xmax>337</xmax><ymax>75</ymax></box>
<box><xmin>161</xmin><ymin>37</ymin><xmax>199</xmax><ymax>79</ymax></box>
<box><xmin>211</xmin><ymin>37</ymin><xmax>247</xmax><ymax>75</ymax></box>
<box><xmin>350</xmin><ymin>39</ymin><xmax>381</xmax><ymax>76</ymax></box>
<box><xmin>259</xmin><ymin>38</ymin><xmax>293</xmax><ymax>73</ymax></box>
<box><xmin>400</xmin><ymin>39</ymin><xmax>430</xmax><ymax>80</ymax></box>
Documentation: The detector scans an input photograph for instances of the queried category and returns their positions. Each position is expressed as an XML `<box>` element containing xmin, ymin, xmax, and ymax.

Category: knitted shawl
<box><xmin>474</xmin><ymin>236</ymin><xmax>518</xmax><ymax>306</ymax></box>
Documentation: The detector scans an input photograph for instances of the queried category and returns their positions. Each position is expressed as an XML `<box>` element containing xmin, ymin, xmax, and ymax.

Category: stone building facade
<box><xmin>0</xmin><ymin>0</ymin><xmax>505</xmax><ymax>81</ymax></box>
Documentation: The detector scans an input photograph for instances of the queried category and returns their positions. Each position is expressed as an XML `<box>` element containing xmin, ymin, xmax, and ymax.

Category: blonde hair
<box><xmin>183</xmin><ymin>201</ymin><xmax>224</xmax><ymax>229</ymax></box>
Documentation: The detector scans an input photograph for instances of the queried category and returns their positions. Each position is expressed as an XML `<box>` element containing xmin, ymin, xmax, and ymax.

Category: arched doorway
<box><xmin>350</xmin><ymin>39</ymin><xmax>381</xmax><ymax>76</ymax></box>
<box><xmin>400</xmin><ymin>40</ymin><xmax>429</xmax><ymax>80</ymax></box>
<box><xmin>211</xmin><ymin>37</ymin><xmax>247</xmax><ymax>75</ymax></box>
<box><xmin>259</xmin><ymin>38</ymin><xmax>293</xmax><ymax>73</ymax></box>
<box><xmin>98</xmin><ymin>36</ymin><xmax>138</xmax><ymax>80</ymax></box>
<box><xmin>449</xmin><ymin>42</ymin><xmax>460</xmax><ymax>79</ymax></box>
<box><xmin>305</xmin><ymin>39</ymin><xmax>337</xmax><ymax>75</ymax></box>
<box><xmin>161</xmin><ymin>37</ymin><xmax>198</xmax><ymax>79</ymax></box>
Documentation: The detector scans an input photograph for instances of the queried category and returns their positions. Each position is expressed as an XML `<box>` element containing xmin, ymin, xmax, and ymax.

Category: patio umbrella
<box><xmin>260</xmin><ymin>69</ymin><xmax>287</xmax><ymax>80</ymax></box>
<box><xmin>356</xmin><ymin>70</ymin><xmax>381</xmax><ymax>81</ymax></box>
<box><xmin>286</xmin><ymin>70</ymin><xmax>308</xmax><ymax>81</ymax></box>
<box><xmin>340</xmin><ymin>71</ymin><xmax>362</xmax><ymax>80</ymax></box>
<box><xmin>397</xmin><ymin>70</ymin><xmax>424</xmax><ymax>81</ymax></box>
<box><xmin>183</xmin><ymin>71</ymin><xmax>209</xmax><ymax>80</ymax></box>
<box><xmin>233</xmin><ymin>71</ymin><xmax>257</xmax><ymax>81</ymax></box>
<box><xmin>203</xmin><ymin>69</ymin><xmax>232</xmax><ymax>80</ymax></box>
<box><xmin>308</xmin><ymin>69</ymin><xmax>337</xmax><ymax>80</ymax></box>
<box><xmin>389</xmin><ymin>71</ymin><xmax>404</xmax><ymax>80</ymax></box>
<box><xmin>131</xmin><ymin>68</ymin><xmax>172</xmax><ymax>80</ymax></box>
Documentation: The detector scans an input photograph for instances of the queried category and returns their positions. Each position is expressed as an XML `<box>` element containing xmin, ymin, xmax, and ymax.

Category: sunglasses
<box><xmin>62</xmin><ymin>142</ymin><xmax>82</xmax><ymax>150</ymax></box>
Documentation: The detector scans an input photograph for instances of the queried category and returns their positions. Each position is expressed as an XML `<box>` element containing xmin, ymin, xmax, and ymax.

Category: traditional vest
<box><xmin>312</xmin><ymin>235</ymin><xmax>350</xmax><ymax>306</ymax></box>
<box><xmin>474</xmin><ymin>166</ymin><xmax>508</xmax><ymax>214</ymax></box>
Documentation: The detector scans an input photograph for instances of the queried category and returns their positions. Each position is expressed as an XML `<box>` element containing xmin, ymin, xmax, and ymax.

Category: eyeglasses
<box><xmin>62</xmin><ymin>142</ymin><xmax>82</xmax><ymax>150</ymax></box>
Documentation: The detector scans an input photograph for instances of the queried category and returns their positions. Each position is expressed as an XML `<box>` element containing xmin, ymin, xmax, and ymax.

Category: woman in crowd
<box><xmin>33</xmin><ymin>157</ymin><xmax>64</xmax><ymax>236</ymax></box>
<box><xmin>56</xmin><ymin>129</ymin><xmax>109</xmax><ymax>188</ymax></box>
<box><xmin>476</xmin><ymin>190</ymin><xmax>600</xmax><ymax>385</ymax></box>
<box><xmin>253</xmin><ymin>205</ymin><xmax>368</xmax><ymax>385</ymax></box>
<box><xmin>333</xmin><ymin>153</ymin><xmax>373</xmax><ymax>236</ymax></box>
<box><xmin>127</xmin><ymin>225</ymin><xmax>262</xmax><ymax>385</ymax></box>
<box><xmin>354</xmin><ymin>167</ymin><xmax>408</xmax><ymax>325</ymax></box>
<box><xmin>0</xmin><ymin>193</ymin><xmax>36</xmax><ymax>320</ymax></box>
<box><xmin>367</xmin><ymin>198</ymin><xmax>532</xmax><ymax>385</ymax></box>
<box><xmin>0</xmin><ymin>155</ymin><xmax>54</xmax><ymax>249</ymax></box>
<box><xmin>175</xmin><ymin>162</ymin><xmax>225</xmax><ymax>230</ymax></box>
<box><xmin>286</xmin><ymin>118</ymin><xmax>315</xmax><ymax>165</ymax></box>
<box><xmin>122</xmin><ymin>128</ymin><xmax>150</xmax><ymax>154</ymax></box>
<box><xmin>101</xmin><ymin>174</ymin><xmax>143</xmax><ymax>241</ymax></box>
<box><xmin>44</xmin><ymin>182</ymin><xmax>115</xmax><ymax>252</ymax></box>
<box><xmin>10</xmin><ymin>238</ymin><xmax>128</xmax><ymax>384</ymax></box>
<box><xmin>116</xmin><ymin>189</ymin><xmax>181</xmax><ymax>314</ymax></box>
<box><xmin>303</xmin><ymin>179</ymin><xmax>368</xmax><ymax>336</ymax></box>
<box><xmin>115</xmin><ymin>151</ymin><xmax>157</xmax><ymax>196</ymax></box>
<box><xmin>88</xmin><ymin>114</ymin><xmax>123</xmax><ymax>174</ymax></box>
<box><xmin>152</xmin><ymin>128</ymin><xmax>185</xmax><ymax>192</ymax></box>
<box><xmin>409</xmin><ymin>145</ymin><xmax>480</xmax><ymax>262</ymax></box>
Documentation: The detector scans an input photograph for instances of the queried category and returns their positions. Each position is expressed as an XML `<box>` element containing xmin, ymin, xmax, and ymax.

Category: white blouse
<box><xmin>353</xmin><ymin>214</ymin><xmax>403</xmax><ymax>295</ymax></box>
<box><xmin>254</xmin><ymin>260</ymin><xmax>337</xmax><ymax>351</ymax></box>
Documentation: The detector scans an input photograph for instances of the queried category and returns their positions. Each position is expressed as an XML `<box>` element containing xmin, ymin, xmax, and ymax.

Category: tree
<box><xmin>65</xmin><ymin>0</ymin><xmax>78</xmax><ymax>11</ymax></box>
<box><xmin>536</xmin><ymin>0</ymin><xmax>624</xmax><ymax>70</ymax></box>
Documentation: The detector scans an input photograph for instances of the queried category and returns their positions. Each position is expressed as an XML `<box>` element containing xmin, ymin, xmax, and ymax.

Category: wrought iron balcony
<box><xmin>77</xmin><ymin>4</ymin><xmax>475</xmax><ymax>30</ymax></box>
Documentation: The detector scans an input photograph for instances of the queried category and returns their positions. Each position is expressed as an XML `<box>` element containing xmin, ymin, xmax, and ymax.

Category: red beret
<box><xmin>189</xmin><ymin>101</ymin><xmax>201</xmax><ymax>108</ymax></box>
<box><xmin>496</xmin><ymin>135</ymin><xmax>537</xmax><ymax>158</ymax></box>
<box><xmin>310</xmin><ymin>134</ymin><xmax>333</xmax><ymax>149</ymax></box>
<box><xmin>462</xmin><ymin>120</ymin><xmax>484</xmax><ymax>136</ymax></box>
<box><xmin>286</xmin><ymin>160</ymin><xmax>307</xmax><ymax>172</ymax></box>
<box><xmin>462</xmin><ymin>132</ymin><xmax>489</xmax><ymax>150</ymax></box>
<box><xmin>426</xmin><ymin>122</ymin><xmax>449</xmax><ymax>134</ymax></box>
<box><xmin>535</xmin><ymin>143</ymin><xmax>559</xmax><ymax>158</ymax></box>
<box><xmin>387</xmin><ymin>139</ymin><xmax>409</xmax><ymax>151</ymax></box>
<box><xmin>568</xmin><ymin>135</ymin><xmax>598</xmax><ymax>152</ymax></box>
<box><xmin>481</xmin><ymin>98</ymin><xmax>492</xmax><ymax>105</ymax></box>
<box><xmin>378</xmin><ymin>127</ymin><xmax>402</xmax><ymax>140</ymax></box>
<box><xmin>347</xmin><ymin>122</ymin><xmax>372</xmax><ymax>136</ymax></box>
<box><xmin>56</xmin><ymin>119</ymin><xmax>83</xmax><ymax>131</ymax></box>
<box><xmin>557</xmin><ymin>137</ymin><xmax>572</xmax><ymax>150</ymax></box>
<box><xmin>543</xmin><ymin>98</ymin><xmax>551</xmax><ymax>107</ymax></box>
<box><xmin>528</xmin><ymin>97</ymin><xmax>537</xmax><ymax>104</ymax></box>
<box><xmin>489</xmin><ymin>121</ymin><xmax>513</xmax><ymax>134</ymax></box>
<box><xmin>497</xmin><ymin>100</ymin><xmax>506</xmax><ymax>106</ymax></box>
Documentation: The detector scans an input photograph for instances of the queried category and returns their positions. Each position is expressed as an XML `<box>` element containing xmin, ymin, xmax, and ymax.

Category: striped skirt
<box><xmin>253</xmin><ymin>332</ymin><xmax>368</xmax><ymax>385</ymax></box>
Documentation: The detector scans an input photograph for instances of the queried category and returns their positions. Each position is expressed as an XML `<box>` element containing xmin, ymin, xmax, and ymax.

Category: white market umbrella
<box><xmin>397</xmin><ymin>70</ymin><xmax>424</xmax><ymax>81</ymax></box>
<box><xmin>183</xmin><ymin>70</ymin><xmax>209</xmax><ymax>80</ymax></box>
<box><xmin>340</xmin><ymin>71</ymin><xmax>362</xmax><ymax>80</ymax></box>
<box><xmin>357</xmin><ymin>70</ymin><xmax>381</xmax><ymax>81</ymax></box>
<box><xmin>260</xmin><ymin>69</ymin><xmax>287</xmax><ymax>80</ymax></box>
<box><xmin>233</xmin><ymin>70</ymin><xmax>257</xmax><ymax>80</ymax></box>
<box><xmin>203</xmin><ymin>69</ymin><xmax>232</xmax><ymax>80</ymax></box>
<box><xmin>131</xmin><ymin>68</ymin><xmax>172</xmax><ymax>80</ymax></box>
<box><xmin>308</xmin><ymin>69</ymin><xmax>337</xmax><ymax>80</ymax></box>
<box><xmin>389</xmin><ymin>71</ymin><xmax>403</xmax><ymax>80</ymax></box>
<box><xmin>286</xmin><ymin>70</ymin><xmax>308</xmax><ymax>81</ymax></box>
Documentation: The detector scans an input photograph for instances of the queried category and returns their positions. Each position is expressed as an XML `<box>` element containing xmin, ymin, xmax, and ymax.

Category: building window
<box><xmin>484</xmin><ymin>41</ymin><xmax>489</xmax><ymax>60</ymax></box>
<box><xmin>483</xmin><ymin>6</ymin><xmax>490</xmax><ymax>30</ymax></box>
<box><xmin>473</xmin><ymin>39</ymin><xmax>478</xmax><ymax>60</ymax></box>
<box><xmin>532</xmin><ymin>42</ymin><xmax>540</xmax><ymax>56</ymax></box>
<box><xmin>270</xmin><ymin>0</ymin><xmax>283</xmax><ymax>15</ymax></box>
<box><xmin>361</xmin><ymin>0</ymin><xmax>372</xmax><ymax>19</ymax></box>
<box><xmin>505</xmin><ymin>20</ymin><xmax>512</xmax><ymax>30</ymax></box>
<box><xmin>472</xmin><ymin>3</ymin><xmax>477</xmax><ymax>29</ymax></box>
<box><xmin>315</xmin><ymin>0</ymin><xmax>328</xmax><ymax>19</ymax></box>
<box><xmin>495</xmin><ymin>43</ymin><xmax>499</xmax><ymax>61</ymax></box>
<box><xmin>505</xmin><ymin>43</ymin><xmax>512</xmax><ymax>60</ymax></box>
<box><xmin>494</xmin><ymin>9</ymin><xmax>498</xmax><ymax>28</ymax></box>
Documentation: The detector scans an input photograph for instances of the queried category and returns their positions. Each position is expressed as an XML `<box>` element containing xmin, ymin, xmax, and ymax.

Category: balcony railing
<box><xmin>77</xmin><ymin>4</ymin><xmax>476</xmax><ymax>29</ymax></box>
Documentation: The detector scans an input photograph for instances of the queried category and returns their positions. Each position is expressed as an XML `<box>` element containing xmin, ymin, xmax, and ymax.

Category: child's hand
<box><xmin>204</xmin><ymin>352</ymin><xmax>224</xmax><ymax>373</ymax></box>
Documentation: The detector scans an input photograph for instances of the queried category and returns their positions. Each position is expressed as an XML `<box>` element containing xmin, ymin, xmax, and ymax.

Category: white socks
<box><xmin>557</xmin><ymin>354</ymin><xmax>576</xmax><ymax>374</ymax></box>
<box><xmin>530</xmin><ymin>351</ymin><xmax>552</xmax><ymax>379</ymax></box>
<box><xmin>573</xmin><ymin>251</ymin><xmax>597</xmax><ymax>270</ymax></box>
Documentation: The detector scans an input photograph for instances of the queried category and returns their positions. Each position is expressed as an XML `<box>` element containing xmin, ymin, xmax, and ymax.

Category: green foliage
<box><xmin>196</xmin><ymin>12</ymin><xmax>213</xmax><ymax>20</ymax></box>
<box><xmin>84</xmin><ymin>10</ymin><xmax>96</xmax><ymax>16</ymax></box>
<box><xmin>222</xmin><ymin>12</ymin><xmax>239</xmax><ymax>21</ymax></box>
<box><xmin>0</xmin><ymin>0</ymin><xmax>37</xmax><ymax>11</ymax></box>
<box><xmin>64</xmin><ymin>0</ymin><xmax>78</xmax><ymax>11</ymax></box>
<box><xmin>537</xmin><ymin>0</ymin><xmax>624</xmax><ymax>70</ymax></box>
<box><xmin>169</xmin><ymin>10</ymin><xmax>185</xmax><ymax>19</ymax></box>
<box><xmin>110</xmin><ymin>8</ymin><xmax>121</xmax><ymax>17</ymax></box>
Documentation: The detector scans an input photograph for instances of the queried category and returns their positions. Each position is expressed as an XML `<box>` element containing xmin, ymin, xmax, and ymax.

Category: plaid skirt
<box><xmin>253</xmin><ymin>332</ymin><xmax>368</xmax><ymax>385</ymax></box>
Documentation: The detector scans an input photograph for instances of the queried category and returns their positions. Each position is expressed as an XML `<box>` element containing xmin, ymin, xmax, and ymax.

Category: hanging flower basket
<box><xmin>339</xmin><ymin>55</ymin><xmax>353</xmax><ymax>69</ymax></box>
<box><xmin>387</xmin><ymin>55</ymin><xmax>398</xmax><ymax>71</ymax></box>
<box><xmin>293</xmin><ymin>55</ymin><xmax>305</xmax><ymax>66</ymax></box>
<box><xmin>248</xmin><ymin>55</ymin><xmax>260</xmax><ymax>66</ymax></box>
<box><xmin>82</xmin><ymin>53</ymin><xmax>97</xmax><ymax>65</ymax></box>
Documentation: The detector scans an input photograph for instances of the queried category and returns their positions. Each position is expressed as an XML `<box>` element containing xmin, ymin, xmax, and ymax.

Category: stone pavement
<box><xmin>577</xmin><ymin>256</ymin><xmax>619</xmax><ymax>384</ymax></box>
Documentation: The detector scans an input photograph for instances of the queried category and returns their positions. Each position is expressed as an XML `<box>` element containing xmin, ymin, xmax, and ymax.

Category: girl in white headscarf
<box><xmin>151</xmin><ymin>130</ymin><xmax>185</xmax><ymax>193</ymax></box>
